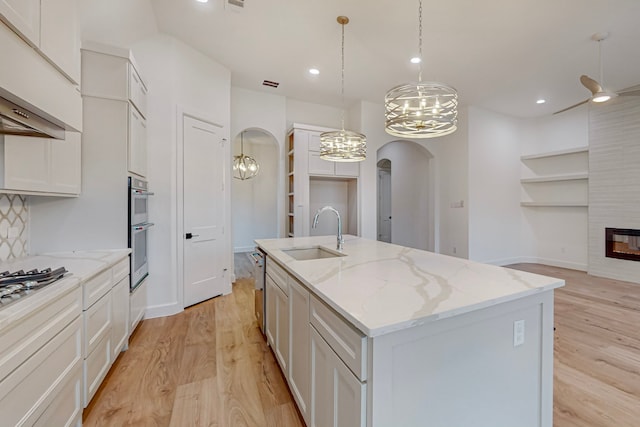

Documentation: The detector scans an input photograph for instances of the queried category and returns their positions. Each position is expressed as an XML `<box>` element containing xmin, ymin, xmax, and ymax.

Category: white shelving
<box><xmin>520</xmin><ymin>147</ymin><xmax>589</xmax><ymax>208</ymax></box>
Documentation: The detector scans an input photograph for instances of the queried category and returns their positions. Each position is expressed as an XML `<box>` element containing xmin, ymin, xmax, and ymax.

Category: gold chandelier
<box><xmin>384</xmin><ymin>0</ymin><xmax>458</xmax><ymax>138</ymax></box>
<box><xmin>232</xmin><ymin>131</ymin><xmax>259</xmax><ymax>180</ymax></box>
<box><xmin>319</xmin><ymin>16</ymin><xmax>366</xmax><ymax>162</ymax></box>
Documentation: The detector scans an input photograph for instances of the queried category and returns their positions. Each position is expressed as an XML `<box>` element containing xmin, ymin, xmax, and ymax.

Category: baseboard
<box><xmin>482</xmin><ymin>256</ymin><xmax>528</xmax><ymax>267</ymax></box>
<box><xmin>144</xmin><ymin>301</ymin><xmax>183</xmax><ymax>319</ymax></box>
<box><xmin>234</xmin><ymin>246</ymin><xmax>255</xmax><ymax>253</ymax></box>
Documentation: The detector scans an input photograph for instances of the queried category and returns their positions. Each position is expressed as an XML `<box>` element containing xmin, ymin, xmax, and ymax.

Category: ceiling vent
<box><xmin>263</xmin><ymin>80</ymin><xmax>279</xmax><ymax>88</ymax></box>
<box><xmin>226</xmin><ymin>0</ymin><xmax>244</xmax><ymax>10</ymax></box>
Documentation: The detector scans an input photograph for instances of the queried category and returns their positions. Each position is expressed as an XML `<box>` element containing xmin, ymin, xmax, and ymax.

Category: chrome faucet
<box><xmin>312</xmin><ymin>206</ymin><xmax>343</xmax><ymax>251</ymax></box>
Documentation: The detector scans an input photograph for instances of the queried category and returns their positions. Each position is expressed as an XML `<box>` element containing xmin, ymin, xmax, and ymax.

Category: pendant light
<box><xmin>384</xmin><ymin>0</ymin><xmax>458</xmax><ymax>138</ymax></box>
<box><xmin>319</xmin><ymin>16</ymin><xmax>366</xmax><ymax>162</ymax></box>
<box><xmin>233</xmin><ymin>131</ymin><xmax>259</xmax><ymax>180</ymax></box>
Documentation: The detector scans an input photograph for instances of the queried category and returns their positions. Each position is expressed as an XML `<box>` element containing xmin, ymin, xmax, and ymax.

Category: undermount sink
<box><xmin>282</xmin><ymin>246</ymin><xmax>346</xmax><ymax>261</ymax></box>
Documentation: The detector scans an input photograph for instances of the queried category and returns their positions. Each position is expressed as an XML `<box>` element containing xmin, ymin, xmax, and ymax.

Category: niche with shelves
<box><xmin>520</xmin><ymin>147</ymin><xmax>589</xmax><ymax>207</ymax></box>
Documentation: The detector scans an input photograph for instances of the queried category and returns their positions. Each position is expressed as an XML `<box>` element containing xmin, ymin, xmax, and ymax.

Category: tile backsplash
<box><xmin>0</xmin><ymin>194</ymin><xmax>28</xmax><ymax>261</ymax></box>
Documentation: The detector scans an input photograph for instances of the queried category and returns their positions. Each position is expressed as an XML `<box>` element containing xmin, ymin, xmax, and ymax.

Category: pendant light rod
<box><xmin>338</xmin><ymin>15</ymin><xmax>348</xmax><ymax>130</ymax></box>
<box><xmin>418</xmin><ymin>0</ymin><xmax>423</xmax><ymax>83</ymax></box>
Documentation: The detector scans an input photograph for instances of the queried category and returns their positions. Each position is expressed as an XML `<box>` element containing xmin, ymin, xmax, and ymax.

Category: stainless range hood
<box><xmin>0</xmin><ymin>96</ymin><xmax>65</xmax><ymax>139</ymax></box>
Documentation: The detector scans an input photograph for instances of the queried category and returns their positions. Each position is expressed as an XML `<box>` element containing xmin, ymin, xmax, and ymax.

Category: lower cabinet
<box><xmin>310</xmin><ymin>326</ymin><xmax>366</xmax><ymax>427</ymax></box>
<box><xmin>266</xmin><ymin>275</ymin><xmax>289</xmax><ymax>373</ymax></box>
<box><xmin>288</xmin><ymin>277</ymin><xmax>310</xmax><ymax>425</ymax></box>
<box><xmin>130</xmin><ymin>277</ymin><xmax>147</xmax><ymax>334</ymax></box>
<box><xmin>111</xmin><ymin>275</ymin><xmax>130</xmax><ymax>359</ymax></box>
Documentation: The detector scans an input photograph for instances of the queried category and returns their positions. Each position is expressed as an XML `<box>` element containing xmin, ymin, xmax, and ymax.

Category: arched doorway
<box><xmin>231</xmin><ymin>128</ymin><xmax>279</xmax><ymax>254</ymax></box>
<box><xmin>377</xmin><ymin>140</ymin><xmax>434</xmax><ymax>251</ymax></box>
<box><xmin>377</xmin><ymin>159</ymin><xmax>392</xmax><ymax>243</ymax></box>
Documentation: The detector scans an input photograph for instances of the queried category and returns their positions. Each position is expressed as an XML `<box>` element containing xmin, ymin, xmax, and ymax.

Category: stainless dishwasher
<box><xmin>250</xmin><ymin>249</ymin><xmax>266</xmax><ymax>334</ymax></box>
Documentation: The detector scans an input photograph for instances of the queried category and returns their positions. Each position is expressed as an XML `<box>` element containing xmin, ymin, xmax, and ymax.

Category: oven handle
<box><xmin>132</xmin><ymin>189</ymin><xmax>155</xmax><ymax>196</ymax></box>
<box><xmin>132</xmin><ymin>222</ymin><xmax>155</xmax><ymax>231</ymax></box>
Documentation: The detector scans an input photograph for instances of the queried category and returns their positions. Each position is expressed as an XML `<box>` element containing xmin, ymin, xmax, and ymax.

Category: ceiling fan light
<box><xmin>591</xmin><ymin>91</ymin><xmax>616</xmax><ymax>103</ymax></box>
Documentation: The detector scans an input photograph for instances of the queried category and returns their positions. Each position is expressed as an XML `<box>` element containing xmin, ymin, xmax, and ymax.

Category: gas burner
<box><xmin>0</xmin><ymin>267</ymin><xmax>68</xmax><ymax>307</ymax></box>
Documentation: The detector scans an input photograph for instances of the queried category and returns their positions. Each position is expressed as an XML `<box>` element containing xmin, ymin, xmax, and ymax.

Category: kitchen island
<box><xmin>256</xmin><ymin>235</ymin><xmax>564</xmax><ymax>427</ymax></box>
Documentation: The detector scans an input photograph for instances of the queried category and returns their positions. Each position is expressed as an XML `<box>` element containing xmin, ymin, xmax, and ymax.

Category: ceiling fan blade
<box><xmin>553</xmin><ymin>99</ymin><xmax>589</xmax><ymax>115</ymax></box>
<box><xmin>580</xmin><ymin>75</ymin><xmax>602</xmax><ymax>95</ymax></box>
<box><xmin>619</xmin><ymin>89</ymin><xmax>640</xmax><ymax>97</ymax></box>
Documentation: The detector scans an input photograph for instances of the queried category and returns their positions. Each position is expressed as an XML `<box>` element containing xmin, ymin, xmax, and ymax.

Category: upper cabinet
<box><xmin>0</xmin><ymin>0</ymin><xmax>82</xmax><ymax>130</ymax></box>
<box><xmin>82</xmin><ymin>43</ymin><xmax>149</xmax><ymax>178</ymax></box>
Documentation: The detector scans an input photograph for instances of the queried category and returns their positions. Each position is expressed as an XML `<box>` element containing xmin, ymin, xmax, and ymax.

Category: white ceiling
<box><xmin>150</xmin><ymin>0</ymin><xmax>640</xmax><ymax>118</ymax></box>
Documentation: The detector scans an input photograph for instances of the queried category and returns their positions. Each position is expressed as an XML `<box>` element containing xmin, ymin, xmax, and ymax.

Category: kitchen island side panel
<box><xmin>368</xmin><ymin>291</ymin><xmax>554</xmax><ymax>427</ymax></box>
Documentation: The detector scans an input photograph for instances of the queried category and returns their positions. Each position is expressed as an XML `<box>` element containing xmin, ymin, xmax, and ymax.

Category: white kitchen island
<box><xmin>256</xmin><ymin>236</ymin><xmax>564</xmax><ymax>427</ymax></box>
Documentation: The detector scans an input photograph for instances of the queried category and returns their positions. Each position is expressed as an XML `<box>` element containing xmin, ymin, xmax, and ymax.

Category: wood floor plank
<box><xmin>168</xmin><ymin>377</ymin><xmax>220</xmax><ymax>427</ymax></box>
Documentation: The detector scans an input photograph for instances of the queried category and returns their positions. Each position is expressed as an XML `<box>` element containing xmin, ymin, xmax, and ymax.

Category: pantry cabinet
<box><xmin>1</xmin><ymin>131</ymin><xmax>81</xmax><ymax>196</ymax></box>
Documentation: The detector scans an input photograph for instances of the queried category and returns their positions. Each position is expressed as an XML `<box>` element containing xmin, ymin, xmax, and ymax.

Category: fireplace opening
<box><xmin>606</xmin><ymin>228</ymin><xmax>640</xmax><ymax>261</ymax></box>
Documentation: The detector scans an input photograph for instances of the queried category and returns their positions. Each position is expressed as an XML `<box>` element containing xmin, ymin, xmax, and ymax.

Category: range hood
<box><xmin>0</xmin><ymin>95</ymin><xmax>65</xmax><ymax>139</ymax></box>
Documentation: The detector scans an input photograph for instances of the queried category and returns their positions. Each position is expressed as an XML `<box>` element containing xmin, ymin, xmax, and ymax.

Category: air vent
<box><xmin>263</xmin><ymin>80</ymin><xmax>279</xmax><ymax>88</ymax></box>
<box><xmin>226</xmin><ymin>0</ymin><xmax>244</xmax><ymax>9</ymax></box>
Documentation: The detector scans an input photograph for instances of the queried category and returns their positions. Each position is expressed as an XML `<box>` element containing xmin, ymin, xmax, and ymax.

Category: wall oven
<box><xmin>129</xmin><ymin>177</ymin><xmax>154</xmax><ymax>291</ymax></box>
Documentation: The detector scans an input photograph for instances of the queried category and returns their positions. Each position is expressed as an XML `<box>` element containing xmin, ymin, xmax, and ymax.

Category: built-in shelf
<box><xmin>521</xmin><ymin>202</ymin><xmax>588</xmax><ymax>207</ymax></box>
<box><xmin>520</xmin><ymin>147</ymin><xmax>588</xmax><ymax>161</ymax></box>
<box><xmin>520</xmin><ymin>173</ymin><xmax>589</xmax><ymax>183</ymax></box>
<box><xmin>288</xmin><ymin>233</ymin><xmax>294</xmax><ymax>237</ymax></box>
<box><xmin>288</xmin><ymin>192</ymin><xmax>294</xmax><ymax>196</ymax></box>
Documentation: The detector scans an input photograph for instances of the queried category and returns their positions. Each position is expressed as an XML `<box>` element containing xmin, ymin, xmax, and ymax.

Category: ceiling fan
<box><xmin>554</xmin><ymin>32</ymin><xmax>640</xmax><ymax>115</ymax></box>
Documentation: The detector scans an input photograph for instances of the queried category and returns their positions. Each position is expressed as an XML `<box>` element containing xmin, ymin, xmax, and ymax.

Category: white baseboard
<box><xmin>234</xmin><ymin>246</ymin><xmax>255</xmax><ymax>253</ymax></box>
<box><xmin>144</xmin><ymin>301</ymin><xmax>183</xmax><ymax>320</ymax></box>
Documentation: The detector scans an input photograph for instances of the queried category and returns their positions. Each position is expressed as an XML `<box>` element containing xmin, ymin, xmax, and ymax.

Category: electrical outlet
<box><xmin>514</xmin><ymin>320</ymin><xmax>525</xmax><ymax>347</ymax></box>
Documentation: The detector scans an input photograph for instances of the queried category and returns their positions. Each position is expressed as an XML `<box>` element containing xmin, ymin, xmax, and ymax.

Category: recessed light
<box><xmin>410</xmin><ymin>57</ymin><xmax>421</xmax><ymax>64</ymax></box>
<box><xmin>195</xmin><ymin>0</ymin><xmax>208</xmax><ymax>3</ymax></box>
<box><xmin>309</xmin><ymin>68</ymin><xmax>320</xmax><ymax>75</ymax></box>
<box><xmin>536</xmin><ymin>99</ymin><xmax>546</xmax><ymax>104</ymax></box>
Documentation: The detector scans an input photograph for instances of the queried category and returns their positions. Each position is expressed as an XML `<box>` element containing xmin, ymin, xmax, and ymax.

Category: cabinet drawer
<box><xmin>0</xmin><ymin>286</ymin><xmax>81</xmax><ymax>383</ymax></box>
<box><xmin>112</xmin><ymin>257</ymin><xmax>130</xmax><ymax>285</ymax></box>
<box><xmin>84</xmin><ymin>331</ymin><xmax>111</xmax><ymax>407</ymax></box>
<box><xmin>308</xmin><ymin>151</ymin><xmax>334</xmax><ymax>176</ymax></box>
<box><xmin>33</xmin><ymin>364</ymin><xmax>82</xmax><ymax>427</ymax></box>
<box><xmin>84</xmin><ymin>291</ymin><xmax>112</xmax><ymax>357</ymax></box>
<box><xmin>83</xmin><ymin>268</ymin><xmax>112</xmax><ymax>309</ymax></box>
<box><xmin>266</xmin><ymin>258</ymin><xmax>288</xmax><ymax>295</ymax></box>
<box><xmin>0</xmin><ymin>316</ymin><xmax>82</xmax><ymax>426</ymax></box>
<box><xmin>310</xmin><ymin>295</ymin><xmax>367</xmax><ymax>381</ymax></box>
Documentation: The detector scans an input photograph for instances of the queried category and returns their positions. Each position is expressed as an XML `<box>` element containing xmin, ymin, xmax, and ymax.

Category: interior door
<box><xmin>183</xmin><ymin>115</ymin><xmax>227</xmax><ymax>307</ymax></box>
<box><xmin>377</xmin><ymin>168</ymin><xmax>392</xmax><ymax>243</ymax></box>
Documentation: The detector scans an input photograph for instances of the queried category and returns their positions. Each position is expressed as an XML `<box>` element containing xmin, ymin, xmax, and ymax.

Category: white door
<box><xmin>377</xmin><ymin>168</ymin><xmax>392</xmax><ymax>243</ymax></box>
<box><xmin>183</xmin><ymin>115</ymin><xmax>227</xmax><ymax>307</ymax></box>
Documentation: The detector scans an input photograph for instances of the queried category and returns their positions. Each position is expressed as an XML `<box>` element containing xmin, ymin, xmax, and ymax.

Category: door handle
<box><xmin>185</xmin><ymin>233</ymin><xmax>200</xmax><ymax>239</ymax></box>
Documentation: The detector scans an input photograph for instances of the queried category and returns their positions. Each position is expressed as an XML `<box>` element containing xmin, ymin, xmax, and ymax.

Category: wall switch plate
<box><xmin>514</xmin><ymin>320</ymin><xmax>525</xmax><ymax>347</ymax></box>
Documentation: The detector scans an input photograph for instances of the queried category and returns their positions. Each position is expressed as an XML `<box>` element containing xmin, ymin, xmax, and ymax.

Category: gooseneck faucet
<box><xmin>312</xmin><ymin>206</ymin><xmax>343</xmax><ymax>251</ymax></box>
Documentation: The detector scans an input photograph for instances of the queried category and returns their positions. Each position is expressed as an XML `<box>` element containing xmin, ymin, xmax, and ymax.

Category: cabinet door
<box><xmin>40</xmin><ymin>0</ymin><xmax>80</xmax><ymax>84</ymax></box>
<box><xmin>310</xmin><ymin>327</ymin><xmax>366</xmax><ymax>427</ymax></box>
<box><xmin>128</xmin><ymin>104</ymin><xmax>147</xmax><ymax>177</ymax></box>
<box><xmin>288</xmin><ymin>278</ymin><xmax>310</xmax><ymax>424</ymax></box>
<box><xmin>308</xmin><ymin>151</ymin><xmax>335</xmax><ymax>176</ymax></box>
<box><xmin>111</xmin><ymin>276</ymin><xmax>130</xmax><ymax>360</ymax></box>
<box><xmin>265</xmin><ymin>276</ymin><xmax>277</xmax><ymax>349</ymax></box>
<box><xmin>0</xmin><ymin>0</ymin><xmax>40</xmax><ymax>47</ymax></box>
<box><xmin>335</xmin><ymin>161</ymin><xmax>359</xmax><ymax>177</ymax></box>
<box><xmin>130</xmin><ymin>277</ymin><xmax>146</xmax><ymax>333</ymax></box>
<box><xmin>3</xmin><ymin>135</ymin><xmax>50</xmax><ymax>192</ymax></box>
<box><xmin>50</xmin><ymin>131</ymin><xmax>81</xmax><ymax>194</ymax></box>
<box><xmin>274</xmin><ymin>282</ymin><xmax>289</xmax><ymax>374</ymax></box>
<box><xmin>128</xmin><ymin>65</ymin><xmax>147</xmax><ymax>118</ymax></box>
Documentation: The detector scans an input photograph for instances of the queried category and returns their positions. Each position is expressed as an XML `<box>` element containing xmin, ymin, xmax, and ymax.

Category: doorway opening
<box><xmin>377</xmin><ymin>159</ymin><xmax>392</xmax><ymax>243</ymax></box>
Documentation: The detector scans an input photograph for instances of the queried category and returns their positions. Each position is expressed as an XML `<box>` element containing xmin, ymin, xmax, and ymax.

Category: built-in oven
<box><xmin>128</xmin><ymin>177</ymin><xmax>154</xmax><ymax>291</ymax></box>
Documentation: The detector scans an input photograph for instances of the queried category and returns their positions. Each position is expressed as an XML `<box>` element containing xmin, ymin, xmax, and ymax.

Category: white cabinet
<box><xmin>288</xmin><ymin>277</ymin><xmax>310</xmax><ymax>425</ymax></box>
<box><xmin>40</xmin><ymin>0</ymin><xmax>80</xmax><ymax>84</ymax></box>
<box><xmin>308</xmin><ymin>133</ymin><xmax>359</xmax><ymax>177</ymax></box>
<box><xmin>128</xmin><ymin>104</ymin><xmax>147</xmax><ymax>178</ymax></box>
<box><xmin>310</xmin><ymin>326</ymin><xmax>366</xmax><ymax>427</ymax></box>
<box><xmin>130</xmin><ymin>277</ymin><xmax>147</xmax><ymax>334</ymax></box>
<box><xmin>0</xmin><ymin>285</ymin><xmax>83</xmax><ymax>427</ymax></box>
<box><xmin>82</xmin><ymin>44</ymin><xmax>149</xmax><ymax>178</ymax></box>
<box><xmin>266</xmin><ymin>275</ymin><xmax>289</xmax><ymax>373</ymax></box>
<box><xmin>1</xmin><ymin>131</ymin><xmax>81</xmax><ymax>196</ymax></box>
<box><xmin>0</xmin><ymin>0</ymin><xmax>40</xmax><ymax>47</ymax></box>
<box><xmin>111</xmin><ymin>276</ymin><xmax>130</xmax><ymax>359</ymax></box>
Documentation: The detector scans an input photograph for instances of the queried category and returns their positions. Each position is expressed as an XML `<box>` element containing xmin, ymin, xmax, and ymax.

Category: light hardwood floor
<box><xmin>84</xmin><ymin>265</ymin><xmax>640</xmax><ymax>427</ymax></box>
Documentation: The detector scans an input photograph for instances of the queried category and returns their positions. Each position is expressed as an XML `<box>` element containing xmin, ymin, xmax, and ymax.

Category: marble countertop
<box><xmin>256</xmin><ymin>236</ymin><xmax>564</xmax><ymax>337</ymax></box>
<box><xmin>0</xmin><ymin>249</ymin><xmax>130</xmax><ymax>331</ymax></box>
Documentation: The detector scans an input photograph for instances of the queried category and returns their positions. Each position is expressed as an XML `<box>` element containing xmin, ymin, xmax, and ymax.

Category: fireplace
<box><xmin>605</xmin><ymin>228</ymin><xmax>640</xmax><ymax>261</ymax></box>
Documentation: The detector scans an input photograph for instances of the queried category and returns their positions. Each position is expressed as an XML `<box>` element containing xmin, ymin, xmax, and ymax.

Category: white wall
<box><xmin>79</xmin><ymin>0</ymin><xmax>157</xmax><ymax>48</ymax></box>
<box><xmin>131</xmin><ymin>34</ymin><xmax>231</xmax><ymax>317</ymax></box>
<box><xmin>377</xmin><ymin>141</ymin><xmax>432</xmax><ymax>250</ymax></box>
<box><xmin>467</xmin><ymin>107</ymin><xmax>523</xmax><ymax>264</ymax></box>
<box><xmin>232</xmin><ymin>138</ymin><xmax>279</xmax><ymax>252</ymax></box>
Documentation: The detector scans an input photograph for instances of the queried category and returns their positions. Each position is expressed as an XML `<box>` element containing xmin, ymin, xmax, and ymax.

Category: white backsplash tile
<box><xmin>0</xmin><ymin>194</ymin><xmax>28</xmax><ymax>261</ymax></box>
